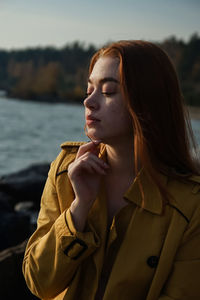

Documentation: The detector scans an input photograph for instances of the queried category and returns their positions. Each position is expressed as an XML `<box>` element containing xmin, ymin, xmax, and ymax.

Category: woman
<box><xmin>23</xmin><ymin>40</ymin><xmax>200</xmax><ymax>300</ymax></box>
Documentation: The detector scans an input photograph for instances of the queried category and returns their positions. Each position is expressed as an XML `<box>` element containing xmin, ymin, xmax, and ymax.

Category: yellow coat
<box><xmin>23</xmin><ymin>142</ymin><xmax>200</xmax><ymax>300</ymax></box>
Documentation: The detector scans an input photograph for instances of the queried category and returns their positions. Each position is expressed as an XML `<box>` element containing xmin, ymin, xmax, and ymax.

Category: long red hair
<box><xmin>89</xmin><ymin>40</ymin><xmax>199</xmax><ymax>205</ymax></box>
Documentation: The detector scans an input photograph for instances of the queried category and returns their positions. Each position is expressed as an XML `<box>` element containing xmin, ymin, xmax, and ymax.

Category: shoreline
<box><xmin>1</xmin><ymin>93</ymin><xmax>200</xmax><ymax>120</ymax></box>
<box><xmin>0</xmin><ymin>91</ymin><xmax>200</xmax><ymax>118</ymax></box>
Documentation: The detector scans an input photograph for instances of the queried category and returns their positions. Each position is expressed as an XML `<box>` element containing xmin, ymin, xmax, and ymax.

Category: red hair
<box><xmin>89</xmin><ymin>40</ymin><xmax>199</xmax><ymax>206</ymax></box>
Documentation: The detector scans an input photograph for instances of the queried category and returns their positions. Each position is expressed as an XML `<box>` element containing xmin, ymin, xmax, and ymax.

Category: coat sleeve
<box><xmin>158</xmin><ymin>202</ymin><xmax>200</xmax><ymax>300</ymax></box>
<box><xmin>22</xmin><ymin>158</ymin><xmax>100</xmax><ymax>299</ymax></box>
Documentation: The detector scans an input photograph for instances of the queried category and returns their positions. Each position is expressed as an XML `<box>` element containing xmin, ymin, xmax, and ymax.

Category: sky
<box><xmin>0</xmin><ymin>0</ymin><xmax>200</xmax><ymax>50</ymax></box>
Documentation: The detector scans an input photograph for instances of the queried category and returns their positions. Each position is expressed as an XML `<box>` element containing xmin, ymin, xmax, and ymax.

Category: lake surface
<box><xmin>0</xmin><ymin>96</ymin><xmax>87</xmax><ymax>175</ymax></box>
<box><xmin>0</xmin><ymin>95</ymin><xmax>200</xmax><ymax>176</ymax></box>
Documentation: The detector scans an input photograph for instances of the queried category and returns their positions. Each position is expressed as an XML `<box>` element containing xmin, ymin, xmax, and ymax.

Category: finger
<box><xmin>77</xmin><ymin>152</ymin><xmax>109</xmax><ymax>169</ymax></box>
<box><xmin>80</xmin><ymin>158</ymin><xmax>107</xmax><ymax>175</ymax></box>
<box><xmin>70</xmin><ymin>159</ymin><xmax>96</xmax><ymax>175</ymax></box>
<box><xmin>68</xmin><ymin>159</ymin><xmax>93</xmax><ymax>177</ymax></box>
<box><xmin>79</xmin><ymin>160</ymin><xmax>96</xmax><ymax>174</ymax></box>
<box><xmin>76</xmin><ymin>141</ymin><xmax>101</xmax><ymax>159</ymax></box>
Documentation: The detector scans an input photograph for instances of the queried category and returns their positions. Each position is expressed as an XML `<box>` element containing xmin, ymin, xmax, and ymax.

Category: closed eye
<box><xmin>102</xmin><ymin>92</ymin><xmax>116</xmax><ymax>96</ymax></box>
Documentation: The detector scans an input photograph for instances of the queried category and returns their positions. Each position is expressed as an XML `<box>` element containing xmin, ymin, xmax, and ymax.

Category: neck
<box><xmin>105</xmin><ymin>136</ymin><xmax>135</xmax><ymax>176</ymax></box>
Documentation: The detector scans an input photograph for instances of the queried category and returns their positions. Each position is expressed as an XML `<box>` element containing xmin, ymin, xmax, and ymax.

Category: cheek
<box><xmin>109</xmin><ymin>103</ymin><xmax>130</xmax><ymax>121</ymax></box>
<box><xmin>118</xmin><ymin>108</ymin><xmax>132</xmax><ymax>129</ymax></box>
<box><xmin>106</xmin><ymin>100</ymin><xmax>124</xmax><ymax>115</ymax></box>
<box><xmin>103</xmin><ymin>96</ymin><xmax>132</xmax><ymax>127</ymax></box>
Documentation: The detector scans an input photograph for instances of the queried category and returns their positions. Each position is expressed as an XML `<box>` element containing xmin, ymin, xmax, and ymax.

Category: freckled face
<box><xmin>84</xmin><ymin>56</ymin><xmax>133</xmax><ymax>144</ymax></box>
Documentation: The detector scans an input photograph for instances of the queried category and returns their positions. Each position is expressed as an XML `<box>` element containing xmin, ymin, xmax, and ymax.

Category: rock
<box><xmin>0</xmin><ymin>240</ymin><xmax>39</xmax><ymax>300</ymax></box>
<box><xmin>14</xmin><ymin>201</ymin><xmax>39</xmax><ymax>233</ymax></box>
<box><xmin>15</xmin><ymin>201</ymin><xmax>34</xmax><ymax>212</ymax></box>
<box><xmin>0</xmin><ymin>163</ymin><xmax>50</xmax><ymax>210</ymax></box>
<box><xmin>0</xmin><ymin>210</ymin><xmax>30</xmax><ymax>251</ymax></box>
<box><xmin>0</xmin><ymin>163</ymin><xmax>49</xmax><ymax>251</ymax></box>
<box><xmin>0</xmin><ymin>164</ymin><xmax>50</xmax><ymax>298</ymax></box>
<box><xmin>0</xmin><ymin>191</ymin><xmax>14</xmax><ymax>211</ymax></box>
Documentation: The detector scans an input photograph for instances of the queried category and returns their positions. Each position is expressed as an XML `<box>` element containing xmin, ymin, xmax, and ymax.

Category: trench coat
<box><xmin>23</xmin><ymin>141</ymin><xmax>200</xmax><ymax>300</ymax></box>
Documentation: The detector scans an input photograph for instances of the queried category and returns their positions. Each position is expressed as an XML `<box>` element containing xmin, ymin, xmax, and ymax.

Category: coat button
<box><xmin>147</xmin><ymin>256</ymin><xmax>159</xmax><ymax>268</ymax></box>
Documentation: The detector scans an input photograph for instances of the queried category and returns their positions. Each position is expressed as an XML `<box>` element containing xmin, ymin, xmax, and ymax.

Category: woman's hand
<box><xmin>68</xmin><ymin>141</ymin><xmax>109</xmax><ymax>231</ymax></box>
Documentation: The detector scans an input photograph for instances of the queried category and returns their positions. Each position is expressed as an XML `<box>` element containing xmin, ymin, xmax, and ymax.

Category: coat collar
<box><xmin>60</xmin><ymin>142</ymin><xmax>168</xmax><ymax>216</ymax></box>
<box><xmin>99</xmin><ymin>143</ymin><xmax>167</xmax><ymax>215</ymax></box>
<box><xmin>124</xmin><ymin>169</ymin><xmax>168</xmax><ymax>215</ymax></box>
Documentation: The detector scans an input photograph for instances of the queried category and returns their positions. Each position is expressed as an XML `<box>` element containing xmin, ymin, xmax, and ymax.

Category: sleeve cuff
<box><xmin>65</xmin><ymin>208</ymin><xmax>79</xmax><ymax>235</ymax></box>
<box><xmin>59</xmin><ymin>209</ymin><xmax>100</xmax><ymax>260</ymax></box>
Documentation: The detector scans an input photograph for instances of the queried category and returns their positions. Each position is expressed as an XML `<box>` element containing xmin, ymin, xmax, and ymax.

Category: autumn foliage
<box><xmin>0</xmin><ymin>35</ymin><xmax>200</xmax><ymax>105</ymax></box>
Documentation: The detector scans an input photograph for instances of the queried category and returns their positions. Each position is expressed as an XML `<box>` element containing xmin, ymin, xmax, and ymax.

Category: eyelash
<box><xmin>102</xmin><ymin>92</ymin><xmax>115</xmax><ymax>96</ymax></box>
<box><xmin>85</xmin><ymin>92</ymin><xmax>115</xmax><ymax>97</ymax></box>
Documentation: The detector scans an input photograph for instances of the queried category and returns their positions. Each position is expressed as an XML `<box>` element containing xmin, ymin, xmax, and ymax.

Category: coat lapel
<box><xmin>102</xmin><ymin>168</ymin><xmax>170</xmax><ymax>299</ymax></box>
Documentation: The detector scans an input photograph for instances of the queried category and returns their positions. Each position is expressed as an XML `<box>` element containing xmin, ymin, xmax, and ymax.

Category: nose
<box><xmin>83</xmin><ymin>92</ymin><xmax>100</xmax><ymax>110</ymax></box>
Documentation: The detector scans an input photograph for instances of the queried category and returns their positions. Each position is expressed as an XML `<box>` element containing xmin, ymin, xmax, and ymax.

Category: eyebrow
<box><xmin>88</xmin><ymin>77</ymin><xmax>119</xmax><ymax>85</ymax></box>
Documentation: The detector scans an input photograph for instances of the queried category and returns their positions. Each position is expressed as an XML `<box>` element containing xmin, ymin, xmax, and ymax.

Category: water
<box><xmin>0</xmin><ymin>95</ymin><xmax>200</xmax><ymax>176</ymax></box>
<box><xmin>0</xmin><ymin>96</ymin><xmax>87</xmax><ymax>175</ymax></box>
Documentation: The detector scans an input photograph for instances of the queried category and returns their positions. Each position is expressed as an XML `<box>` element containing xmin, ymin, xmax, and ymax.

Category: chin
<box><xmin>87</xmin><ymin>128</ymin><xmax>122</xmax><ymax>144</ymax></box>
<box><xmin>87</xmin><ymin>129</ymin><xmax>103</xmax><ymax>141</ymax></box>
<box><xmin>88</xmin><ymin>134</ymin><xmax>104</xmax><ymax>142</ymax></box>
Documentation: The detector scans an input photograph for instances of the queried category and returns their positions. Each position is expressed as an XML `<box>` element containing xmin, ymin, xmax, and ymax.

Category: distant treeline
<box><xmin>0</xmin><ymin>34</ymin><xmax>200</xmax><ymax>105</ymax></box>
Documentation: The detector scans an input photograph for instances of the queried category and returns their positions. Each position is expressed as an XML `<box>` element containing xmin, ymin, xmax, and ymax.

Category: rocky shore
<box><xmin>0</xmin><ymin>163</ymin><xmax>50</xmax><ymax>299</ymax></box>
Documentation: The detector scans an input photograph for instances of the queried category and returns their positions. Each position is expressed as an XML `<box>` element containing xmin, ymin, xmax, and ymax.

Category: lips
<box><xmin>86</xmin><ymin>115</ymin><xmax>100</xmax><ymax>125</ymax></box>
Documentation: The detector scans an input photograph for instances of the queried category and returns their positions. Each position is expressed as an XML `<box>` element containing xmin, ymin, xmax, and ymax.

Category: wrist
<box><xmin>73</xmin><ymin>197</ymin><xmax>94</xmax><ymax>211</ymax></box>
<box><xmin>69</xmin><ymin>198</ymin><xmax>93</xmax><ymax>232</ymax></box>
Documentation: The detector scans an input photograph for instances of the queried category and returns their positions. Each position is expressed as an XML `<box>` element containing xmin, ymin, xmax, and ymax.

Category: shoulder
<box><xmin>167</xmin><ymin>174</ymin><xmax>200</xmax><ymax>222</ymax></box>
<box><xmin>49</xmin><ymin>141</ymin><xmax>87</xmax><ymax>179</ymax></box>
